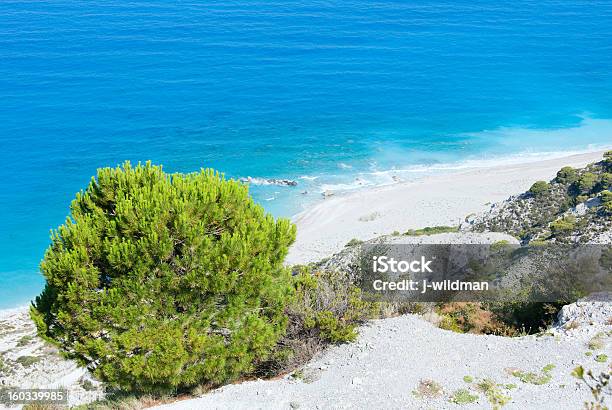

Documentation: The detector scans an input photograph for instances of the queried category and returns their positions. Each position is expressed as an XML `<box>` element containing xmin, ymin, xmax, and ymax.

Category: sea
<box><xmin>1</xmin><ymin>0</ymin><xmax>612</xmax><ymax>308</ymax></box>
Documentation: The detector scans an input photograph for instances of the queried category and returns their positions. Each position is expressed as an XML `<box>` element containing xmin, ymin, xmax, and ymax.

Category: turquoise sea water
<box><xmin>1</xmin><ymin>1</ymin><xmax>612</xmax><ymax>308</ymax></box>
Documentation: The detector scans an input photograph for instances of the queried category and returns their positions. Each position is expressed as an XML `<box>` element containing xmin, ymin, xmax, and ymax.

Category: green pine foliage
<box><xmin>549</xmin><ymin>215</ymin><xmax>577</xmax><ymax>236</ymax></box>
<box><xmin>31</xmin><ymin>161</ymin><xmax>296</xmax><ymax>393</ymax></box>
<box><xmin>604</xmin><ymin>150</ymin><xmax>612</xmax><ymax>166</ymax></box>
<box><xmin>576</xmin><ymin>172</ymin><xmax>598</xmax><ymax>194</ymax></box>
<box><xmin>556</xmin><ymin>166</ymin><xmax>578</xmax><ymax>184</ymax></box>
<box><xmin>528</xmin><ymin>180</ymin><xmax>550</xmax><ymax>196</ymax></box>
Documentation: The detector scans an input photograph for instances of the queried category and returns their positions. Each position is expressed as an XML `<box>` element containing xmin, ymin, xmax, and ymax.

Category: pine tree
<box><xmin>31</xmin><ymin>161</ymin><xmax>296</xmax><ymax>393</ymax></box>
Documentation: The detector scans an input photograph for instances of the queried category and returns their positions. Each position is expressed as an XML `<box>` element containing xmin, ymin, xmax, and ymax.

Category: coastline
<box><xmin>287</xmin><ymin>149</ymin><xmax>609</xmax><ymax>265</ymax></box>
<box><xmin>1</xmin><ymin>148</ymin><xmax>610</xmax><ymax>409</ymax></box>
<box><xmin>1</xmin><ymin>149</ymin><xmax>608</xmax><ymax>316</ymax></box>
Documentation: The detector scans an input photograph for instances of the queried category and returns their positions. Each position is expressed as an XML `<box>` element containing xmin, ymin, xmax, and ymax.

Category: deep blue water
<box><xmin>1</xmin><ymin>1</ymin><xmax>612</xmax><ymax>308</ymax></box>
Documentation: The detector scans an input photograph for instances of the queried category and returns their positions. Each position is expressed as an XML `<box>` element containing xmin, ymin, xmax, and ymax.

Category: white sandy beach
<box><xmin>287</xmin><ymin>150</ymin><xmax>609</xmax><ymax>265</ymax></box>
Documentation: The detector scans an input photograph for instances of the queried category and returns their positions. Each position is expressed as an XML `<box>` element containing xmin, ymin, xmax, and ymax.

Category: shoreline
<box><xmin>286</xmin><ymin>149</ymin><xmax>609</xmax><ymax>265</ymax></box>
<box><xmin>0</xmin><ymin>305</ymin><xmax>30</xmax><ymax>320</ymax></box>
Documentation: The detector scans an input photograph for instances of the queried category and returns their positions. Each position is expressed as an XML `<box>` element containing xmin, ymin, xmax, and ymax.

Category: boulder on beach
<box><xmin>240</xmin><ymin>177</ymin><xmax>298</xmax><ymax>187</ymax></box>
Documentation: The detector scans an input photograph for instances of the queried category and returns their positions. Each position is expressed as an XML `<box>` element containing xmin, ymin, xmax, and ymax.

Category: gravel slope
<box><xmin>154</xmin><ymin>314</ymin><xmax>611</xmax><ymax>410</ymax></box>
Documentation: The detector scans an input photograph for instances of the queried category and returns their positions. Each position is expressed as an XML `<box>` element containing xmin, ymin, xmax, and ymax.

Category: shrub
<box><xmin>550</xmin><ymin>216</ymin><xmax>576</xmax><ymax>236</ymax></box>
<box><xmin>345</xmin><ymin>238</ymin><xmax>363</xmax><ymax>247</ymax></box>
<box><xmin>594</xmin><ymin>354</ymin><xmax>608</xmax><ymax>363</ymax></box>
<box><xmin>556</xmin><ymin>166</ymin><xmax>578</xmax><ymax>184</ymax></box>
<box><xmin>475</xmin><ymin>379</ymin><xmax>510</xmax><ymax>408</ymax></box>
<box><xmin>290</xmin><ymin>268</ymin><xmax>378</xmax><ymax>343</ymax></box>
<box><xmin>490</xmin><ymin>240</ymin><xmax>511</xmax><ymax>252</ymax></box>
<box><xmin>486</xmin><ymin>300</ymin><xmax>561</xmax><ymax>335</ymax></box>
<box><xmin>577</xmin><ymin>172</ymin><xmax>598</xmax><ymax>194</ymax></box>
<box><xmin>601</xmin><ymin>191</ymin><xmax>612</xmax><ymax>212</ymax></box>
<box><xmin>449</xmin><ymin>388</ymin><xmax>478</xmax><ymax>405</ymax></box>
<box><xmin>510</xmin><ymin>364</ymin><xmax>554</xmax><ymax>385</ymax></box>
<box><xmin>528</xmin><ymin>181</ymin><xmax>550</xmax><ymax>196</ymax></box>
<box><xmin>602</xmin><ymin>173</ymin><xmax>612</xmax><ymax>187</ymax></box>
<box><xmin>258</xmin><ymin>267</ymin><xmax>379</xmax><ymax>376</ymax></box>
<box><xmin>16</xmin><ymin>356</ymin><xmax>40</xmax><ymax>367</ymax></box>
<box><xmin>81</xmin><ymin>379</ymin><xmax>95</xmax><ymax>391</ymax></box>
<box><xmin>437</xmin><ymin>303</ymin><xmax>517</xmax><ymax>336</ymax></box>
<box><xmin>575</xmin><ymin>195</ymin><xmax>589</xmax><ymax>204</ymax></box>
<box><xmin>604</xmin><ymin>150</ymin><xmax>612</xmax><ymax>166</ymax></box>
<box><xmin>572</xmin><ymin>366</ymin><xmax>611</xmax><ymax>410</ymax></box>
<box><xmin>17</xmin><ymin>335</ymin><xmax>33</xmax><ymax>347</ymax></box>
<box><xmin>404</xmin><ymin>226</ymin><xmax>459</xmax><ymax>236</ymax></box>
<box><xmin>413</xmin><ymin>379</ymin><xmax>443</xmax><ymax>399</ymax></box>
<box><xmin>31</xmin><ymin>162</ymin><xmax>296</xmax><ymax>393</ymax></box>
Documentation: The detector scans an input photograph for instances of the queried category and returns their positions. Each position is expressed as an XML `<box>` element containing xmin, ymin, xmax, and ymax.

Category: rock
<box><xmin>422</xmin><ymin>311</ymin><xmax>441</xmax><ymax>326</ymax></box>
<box><xmin>570</xmin><ymin>197</ymin><xmax>601</xmax><ymax>217</ymax></box>
<box><xmin>240</xmin><ymin>177</ymin><xmax>298</xmax><ymax>187</ymax></box>
<box><xmin>555</xmin><ymin>292</ymin><xmax>612</xmax><ymax>328</ymax></box>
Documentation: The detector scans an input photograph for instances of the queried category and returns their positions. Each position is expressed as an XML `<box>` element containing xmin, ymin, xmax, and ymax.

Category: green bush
<box><xmin>604</xmin><ymin>150</ymin><xmax>612</xmax><ymax>166</ymax></box>
<box><xmin>575</xmin><ymin>195</ymin><xmax>589</xmax><ymax>204</ymax></box>
<box><xmin>289</xmin><ymin>268</ymin><xmax>378</xmax><ymax>344</ymax></box>
<box><xmin>550</xmin><ymin>216</ymin><xmax>576</xmax><ymax>236</ymax></box>
<box><xmin>600</xmin><ymin>190</ymin><xmax>612</xmax><ymax>212</ymax></box>
<box><xmin>475</xmin><ymin>378</ymin><xmax>511</xmax><ymax>408</ymax></box>
<box><xmin>602</xmin><ymin>173</ymin><xmax>612</xmax><ymax>188</ymax></box>
<box><xmin>31</xmin><ymin>162</ymin><xmax>296</xmax><ymax>393</ymax></box>
<box><xmin>577</xmin><ymin>172</ymin><xmax>598</xmax><ymax>194</ymax></box>
<box><xmin>258</xmin><ymin>267</ymin><xmax>379</xmax><ymax>376</ymax></box>
<box><xmin>528</xmin><ymin>181</ymin><xmax>550</xmax><ymax>196</ymax></box>
<box><xmin>594</xmin><ymin>354</ymin><xmax>608</xmax><ymax>363</ymax></box>
<box><xmin>510</xmin><ymin>364</ymin><xmax>554</xmax><ymax>385</ymax></box>
<box><xmin>16</xmin><ymin>356</ymin><xmax>40</xmax><ymax>367</ymax></box>
<box><xmin>345</xmin><ymin>238</ymin><xmax>363</xmax><ymax>247</ymax></box>
<box><xmin>449</xmin><ymin>388</ymin><xmax>478</xmax><ymax>405</ymax></box>
<box><xmin>404</xmin><ymin>226</ymin><xmax>459</xmax><ymax>236</ymax></box>
<box><xmin>257</xmin><ymin>266</ymin><xmax>381</xmax><ymax>376</ymax></box>
<box><xmin>556</xmin><ymin>166</ymin><xmax>578</xmax><ymax>184</ymax></box>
